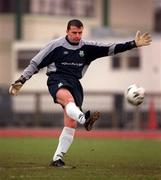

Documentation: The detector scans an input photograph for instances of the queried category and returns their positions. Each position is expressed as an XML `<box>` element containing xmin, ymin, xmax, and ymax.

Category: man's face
<box><xmin>66</xmin><ymin>26</ymin><xmax>83</xmax><ymax>43</ymax></box>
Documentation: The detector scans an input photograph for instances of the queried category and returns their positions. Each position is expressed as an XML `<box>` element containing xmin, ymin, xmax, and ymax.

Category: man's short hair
<box><xmin>67</xmin><ymin>19</ymin><xmax>83</xmax><ymax>30</ymax></box>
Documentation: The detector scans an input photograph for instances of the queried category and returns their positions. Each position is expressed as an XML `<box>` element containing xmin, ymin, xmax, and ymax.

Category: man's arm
<box><xmin>9</xmin><ymin>60</ymin><xmax>40</xmax><ymax>95</ymax></box>
<box><xmin>9</xmin><ymin>39</ymin><xmax>57</xmax><ymax>96</ymax></box>
<box><xmin>84</xmin><ymin>31</ymin><xmax>152</xmax><ymax>61</ymax></box>
<box><xmin>114</xmin><ymin>31</ymin><xmax>152</xmax><ymax>54</ymax></box>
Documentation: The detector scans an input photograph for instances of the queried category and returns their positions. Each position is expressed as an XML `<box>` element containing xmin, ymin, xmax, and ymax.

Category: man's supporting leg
<box><xmin>53</xmin><ymin>126</ymin><xmax>75</xmax><ymax>161</ymax></box>
<box><xmin>50</xmin><ymin>110</ymin><xmax>77</xmax><ymax>167</ymax></box>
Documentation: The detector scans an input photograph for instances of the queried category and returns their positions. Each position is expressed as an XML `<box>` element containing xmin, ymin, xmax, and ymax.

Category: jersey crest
<box><xmin>79</xmin><ymin>50</ymin><xmax>84</xmax><ymax>57</ymax></box>
<box><xmin>58</xmin><ymin>82</ymin><xmax>63</xmax><ymax>88</ymax></box>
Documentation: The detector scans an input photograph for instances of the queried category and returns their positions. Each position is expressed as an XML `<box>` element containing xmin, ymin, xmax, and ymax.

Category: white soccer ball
<box><xmin>125</xmin><ymin>84</ymin><xmax>145</xmax><ymax>106</ymax></box>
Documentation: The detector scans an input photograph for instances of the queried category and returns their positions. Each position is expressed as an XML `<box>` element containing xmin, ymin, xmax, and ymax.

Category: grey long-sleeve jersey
<box><xmin>22</xmin><ymin>36</ymin><xmax>137</xmax><ymax>80</ymax></box>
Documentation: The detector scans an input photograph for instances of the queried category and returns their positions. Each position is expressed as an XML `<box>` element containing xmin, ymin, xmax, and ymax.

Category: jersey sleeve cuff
<box><xmin>130</xmin><ymin>40</ymin><xmax>137</xmax><ymax>48</ymax></box>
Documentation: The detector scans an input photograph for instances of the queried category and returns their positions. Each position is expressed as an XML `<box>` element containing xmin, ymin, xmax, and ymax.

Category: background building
<box><xmin>0</xmin><ymin>0</ymin><xmax>161</xmax><ymax>128</ymax></box>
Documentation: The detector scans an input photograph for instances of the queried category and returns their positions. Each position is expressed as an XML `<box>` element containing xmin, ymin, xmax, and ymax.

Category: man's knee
<box><xmin>64</xmin><ymin>119</ymin><xmax>77</xmax><ymax>129</ymax></box>
<box><xmin>56</xmin><ymin>88</ymin><xmax>74</xmax><ymax>106</ymax></box>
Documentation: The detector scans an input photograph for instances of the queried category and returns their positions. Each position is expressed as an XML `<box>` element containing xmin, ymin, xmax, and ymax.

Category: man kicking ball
<box><xmin>9</xmin><ymin>19</ymin><xmax>152</xmax><ymax>167</ymax></box>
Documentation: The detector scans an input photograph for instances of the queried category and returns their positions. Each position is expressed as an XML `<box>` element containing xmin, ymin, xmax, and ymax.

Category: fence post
<box><xmin>133</xmin><ymin>107</ymin><xmax>140</xmax><ymax>129</ymax></box>
<box><xmin>113</xmin><ymin>93</ymin><xmax>124</xmax><ymax>128</ymax></box>
<box><xmin>34</xmin><ymin>92</ymin><xmax>41</xmax><ymax>126</ymax></box>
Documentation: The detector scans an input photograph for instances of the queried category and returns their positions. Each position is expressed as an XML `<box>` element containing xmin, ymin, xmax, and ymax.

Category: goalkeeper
<box><xmin>9</xmin><ymin>19</ymin><xmax>152</xmax><ymax>168</ymax></box>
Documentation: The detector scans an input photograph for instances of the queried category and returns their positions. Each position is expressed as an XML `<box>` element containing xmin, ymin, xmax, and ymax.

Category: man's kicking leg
<box><xmin>56</xmin><ymin>88</ymin><xmax>100</xmax><ymax>130</ymax></box>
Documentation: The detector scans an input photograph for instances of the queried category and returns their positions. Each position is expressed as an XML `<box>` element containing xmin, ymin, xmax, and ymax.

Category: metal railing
<box><xmin>0</xmin><ymin>89</ymin><xmax>161</xmax><ymax>129</ymax></box>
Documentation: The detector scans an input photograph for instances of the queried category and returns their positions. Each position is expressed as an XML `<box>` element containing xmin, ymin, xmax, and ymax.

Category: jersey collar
<box><xmin>65</xmin><ymin>36</ymin><xmax>79</xmax><ymax>46</ymax></box>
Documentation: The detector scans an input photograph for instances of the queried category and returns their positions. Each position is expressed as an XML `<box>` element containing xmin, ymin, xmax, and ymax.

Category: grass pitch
<box><xmin>0</xmin><ymin>137</ymin><xmax>161</xmax><ymax>180</ymax></box>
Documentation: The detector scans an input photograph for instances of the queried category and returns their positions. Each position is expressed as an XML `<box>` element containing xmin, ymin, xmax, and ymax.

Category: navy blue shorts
<box><xmin>47</xmin><ymin>73</ymin><xmax>84</xmax><ymax>108</ymax></box>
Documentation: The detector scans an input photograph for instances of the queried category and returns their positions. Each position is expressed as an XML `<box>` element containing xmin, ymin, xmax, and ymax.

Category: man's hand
<box><xmin>9</xmin><ymin>76</ymin><xmax>26</xmax><ymax>96</ymax></box>
<box><xmin>135</xmin><ymin>31</ymin><xmax>152</xmax><ymax>47</ymax></box>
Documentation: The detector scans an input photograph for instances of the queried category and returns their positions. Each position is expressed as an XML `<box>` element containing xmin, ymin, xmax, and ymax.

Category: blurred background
<box><xmin>0</xmin><ymin>0</ymin><xmax>161</xmax><ymax>129</ymax></box>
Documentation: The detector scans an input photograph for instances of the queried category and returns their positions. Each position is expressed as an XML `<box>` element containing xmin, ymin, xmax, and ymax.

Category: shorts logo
<box><xmin>79</xmin><ymin>50</ymin><xmax>84</xmax><ymax>57</ymax></box>
<box><xmin>58</xmin><ymin>82</ymin><xmax>63</xmax><ymax>88</ymax></box>
<box><xmin>64</xmin><ymin>51</ymin><xmax>69</xmax><ymax>55</ymax></box>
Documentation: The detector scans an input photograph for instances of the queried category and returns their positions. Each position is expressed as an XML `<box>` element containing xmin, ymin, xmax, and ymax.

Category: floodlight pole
<box><xmin>102</xmin><ymin>0</ymin><xmax>109</xmax><ymax>27</ymax></box>
<box><xmin>15</xmin><ymin>0</ymin><xmax>23</xmax><ymax>40</ymax></box>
